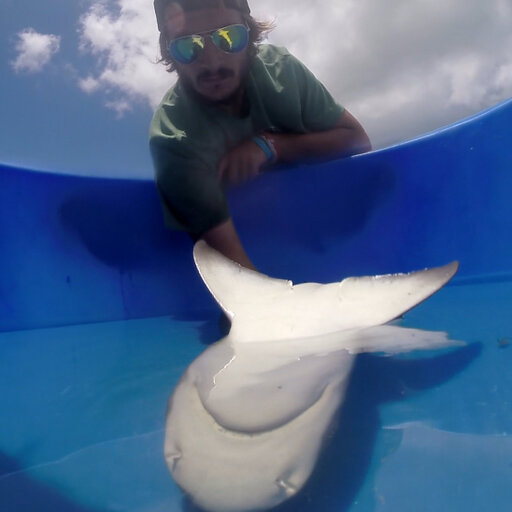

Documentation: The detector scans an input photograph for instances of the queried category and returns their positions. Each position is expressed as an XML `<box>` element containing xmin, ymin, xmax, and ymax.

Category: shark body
<box><xmin>164</xmin><ymin>242</ymin><xmax>461</xmax><ymax>511</ymax></box>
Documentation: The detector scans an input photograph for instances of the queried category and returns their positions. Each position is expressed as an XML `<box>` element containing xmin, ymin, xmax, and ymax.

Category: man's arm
<box><xmin>206</xmin><ymin>110</ymin><xmax>370</xmax><ymax>268</ymax></box>
<box><xmin>267</xmin><ymin>109</ymin><xmax>371</xmax><ymax>164</ymax></box>
<box><xmin>216</xmin><ymin>109</ymin><xmax>371</xmax><ymax>186</ymax></box>
<box><xmin>201</xmin><ymin>218</ymin><xmax>256</xmax><ymax>270</ymax></box>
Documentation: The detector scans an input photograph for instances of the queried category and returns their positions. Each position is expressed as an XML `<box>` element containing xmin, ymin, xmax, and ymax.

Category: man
<box><xmin>150</xmin><ymin>0</ymin><xmax>371</xmax><ymax>268</ymax></box>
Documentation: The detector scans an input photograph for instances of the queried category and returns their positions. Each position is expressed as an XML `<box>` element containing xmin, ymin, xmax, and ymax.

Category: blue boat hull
<box><xmin>1</xmin><ymin>99</ymin><xmax>512</xmax><ymax>332</ymax></box>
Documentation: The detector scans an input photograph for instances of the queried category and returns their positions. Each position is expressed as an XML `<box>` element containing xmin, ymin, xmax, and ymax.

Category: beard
<box><xmin>178</xmin><ymin>57</ymin><xmax>251</xmax><ymax>110</ymax></box>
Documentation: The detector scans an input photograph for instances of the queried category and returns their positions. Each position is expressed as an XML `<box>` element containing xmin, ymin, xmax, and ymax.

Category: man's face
<box><xmin>164</xmin><ymin>4</ymin><xmax>250</xmax><ymax>104</ymax></box>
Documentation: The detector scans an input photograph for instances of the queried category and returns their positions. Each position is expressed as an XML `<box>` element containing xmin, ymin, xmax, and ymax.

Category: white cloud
<box><xmin>12</xmin><ymin>28</ymin><xmax>61</xmax><ymax>73</ymax></box>
<box><xmin>76</xmin><ymin>0</ymin><xmax>512</xmax><ymax>147</ymax></box>
<box><xmin>79</xmin><ymin>76</ymin><xmax>101</xmax><ymax>94</ymax></box>
<box><xmin>106</xmin><ymin>98</ymin><xmax>132</xmax><ymax>117</ymax></box>
<box><xmin>78</xmin><ymin>0</ymin><xmax>172</xmax><ymax>114</ymax></box>
<box><xmin>496</xmin><ymin>63</ymin><xmax>512</xmax><ymax>91</ymax></box>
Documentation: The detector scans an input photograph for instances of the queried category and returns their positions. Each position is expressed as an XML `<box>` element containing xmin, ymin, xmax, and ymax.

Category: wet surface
<box><xmin>0</xmin><ymin>279</ymin><xmax>511</xmax><ymax>511</ymax></box>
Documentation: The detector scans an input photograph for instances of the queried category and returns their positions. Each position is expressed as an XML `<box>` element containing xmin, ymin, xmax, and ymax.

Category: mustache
<box><xmin>197</xmin><ymin>68</ymin><xmax>234</xmax><ymax>82</ymax></box>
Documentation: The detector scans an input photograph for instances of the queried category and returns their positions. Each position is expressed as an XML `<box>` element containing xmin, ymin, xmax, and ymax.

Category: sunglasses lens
<box><xmin>169</xmin><ymin>25</ymin><xmax>249</xmax><ymax>64</ymax></box>
<box><xmin>170</xmin><ymin>35</ymin><xmax>204</xmax><ymax>64</ymax></box>
<box><xmin>212</xmin><ymin>25</ymin><xmax>249</xmax><ymax>53</ymax></box>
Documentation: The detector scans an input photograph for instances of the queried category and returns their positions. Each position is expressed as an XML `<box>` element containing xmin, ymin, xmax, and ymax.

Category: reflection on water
<box><xmin>163</xmin><ymin>243</ymin><xmax>465</xmax><ymax>511</ymax></box>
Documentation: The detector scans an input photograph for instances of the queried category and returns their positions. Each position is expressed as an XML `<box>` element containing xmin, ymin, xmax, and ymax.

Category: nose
<box><xmin>196</xmin><ymin>36</ymin><xmax>225</xmax><ymax>68</ymax></box>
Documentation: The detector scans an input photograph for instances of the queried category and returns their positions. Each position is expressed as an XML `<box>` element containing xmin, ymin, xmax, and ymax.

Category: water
<box><xmin>0</xmin><ymin>278</ymin><xmax>511</xmax><ymax>512</ymax></box>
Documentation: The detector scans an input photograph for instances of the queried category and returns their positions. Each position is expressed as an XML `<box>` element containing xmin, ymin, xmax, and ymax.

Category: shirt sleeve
<box><xmin>150</xmin><ymin>135</ymin><xmax>230</xmax><ymax>238</ymax></box>
<box><xmin>286</xmin><ymin>53</ymin><xmax>345</xmax><ymax>132</ymax></box>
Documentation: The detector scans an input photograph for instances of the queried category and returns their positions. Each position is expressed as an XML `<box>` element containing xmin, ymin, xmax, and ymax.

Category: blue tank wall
<box><xmin>1</xmin><ymin>99</ymin><xmax>511</xmax><ymax>332</ymax></box>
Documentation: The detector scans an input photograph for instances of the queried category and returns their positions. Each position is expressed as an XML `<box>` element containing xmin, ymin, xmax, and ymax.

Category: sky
<box><xmin>1</xmin><ymin>0</ymin><xmax>512</xmax><ymax>178</ymax></box>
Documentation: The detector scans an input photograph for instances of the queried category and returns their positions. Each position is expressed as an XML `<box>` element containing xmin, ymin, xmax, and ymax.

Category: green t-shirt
<box><xmin>149</xmin><ymin>44</ymin><xmax>344</xmax><ymax>237</ymax></box>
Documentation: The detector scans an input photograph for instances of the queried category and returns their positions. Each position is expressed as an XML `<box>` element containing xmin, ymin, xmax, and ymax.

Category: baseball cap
<box><xmin>154</xmin><ymin>0</ymin><xmax>251</xmax><ymax>32</ymax></box>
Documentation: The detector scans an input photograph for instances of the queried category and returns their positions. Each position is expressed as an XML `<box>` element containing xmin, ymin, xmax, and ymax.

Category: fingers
<box><xmin>218</xmin><ymin>155</ymin><xmax>249</xmax><ymax>185</ymax></box>
<box><xmin>217</xmin><ymin>139</ymin><xmax>268</xmax><ymax>186</ymax></box>
<box><xmin>219</xmin><ymin>153</ymin><xmax>258</xmax><ymax>186</ymax></box>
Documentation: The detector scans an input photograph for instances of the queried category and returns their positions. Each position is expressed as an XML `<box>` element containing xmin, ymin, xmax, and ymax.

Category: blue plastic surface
<box><xmin>2</xmin><ymin>99</ymin><xmax>512</xmax><ymax>332</ymax></box>
<box><xmin>1</xmin><ymin>99</ymin><xmax>512</xmax><ymax>512</ymax></box>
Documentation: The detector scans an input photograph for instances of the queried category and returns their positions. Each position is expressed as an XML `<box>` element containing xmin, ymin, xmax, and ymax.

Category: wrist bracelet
<box><xmin>260</xmin><ymin>134</ymin><xmax>277</xmax><ymax>163</ymax></box>
<box><xmin>252</xmin><ymin>135</ymin><xmax>277</xmax><ymax>164</ymax></box>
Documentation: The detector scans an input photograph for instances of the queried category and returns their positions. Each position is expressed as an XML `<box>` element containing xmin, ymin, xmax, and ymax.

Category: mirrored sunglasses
<box><xmin>168</xmin><ymin>24</ymin><xmax>250</xmax><ymax>65</ymax></box>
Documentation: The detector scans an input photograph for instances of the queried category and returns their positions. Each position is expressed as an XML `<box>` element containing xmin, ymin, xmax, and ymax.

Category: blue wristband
<box><xmin>252</xmin><ymin>136</ymin><xmax>274</xmax><ymax>162</ymax></box>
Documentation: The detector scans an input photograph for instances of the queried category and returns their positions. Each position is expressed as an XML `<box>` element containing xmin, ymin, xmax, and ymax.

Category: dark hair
<box><xmin>154</xmin><ymin>0</ymin><xmax>275</xmax><ymax>72</ymax></box>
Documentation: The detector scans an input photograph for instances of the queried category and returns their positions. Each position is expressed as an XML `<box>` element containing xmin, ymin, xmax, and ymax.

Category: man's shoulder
<box><xmin>150</xmin><ymin>82</ymin><xmax>201</xmax><ymax>143</ymax></box>
<box><xmin>152</xmin><ymin>82</ymin><xmax>187</xmax><ymax>120</ymax></box>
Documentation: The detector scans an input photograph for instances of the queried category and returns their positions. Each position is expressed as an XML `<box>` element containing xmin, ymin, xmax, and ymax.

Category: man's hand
<box><xmin>217</xmin><ymin>139</ymin><xmax>268</xmax><ymax>186</ymax></box>
<box><xmin>201</xmin><ymin>218</ymin><xmax>256</xmax><ymax>270</ymax></box>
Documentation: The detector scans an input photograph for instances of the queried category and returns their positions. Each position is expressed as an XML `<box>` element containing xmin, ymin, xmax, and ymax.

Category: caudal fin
<box><xmin>193</xmin><ymin>241</ymin><xmax>459</xmax><ymax>342</ymax></box>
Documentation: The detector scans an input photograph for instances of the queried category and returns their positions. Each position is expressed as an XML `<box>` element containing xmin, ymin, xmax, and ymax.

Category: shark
<box><xmin>164</xmin><ymin>241</ymin><xmax>462</xmax><ymax>511</ymax></box>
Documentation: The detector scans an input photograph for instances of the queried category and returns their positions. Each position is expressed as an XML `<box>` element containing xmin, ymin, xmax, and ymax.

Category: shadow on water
<box><xmin>181</xmin><ymin>342</ymin><xmax>481</xmax><ymax>512</ymax></box>
<box><xmin>58</xmin><ymin>183</ymin><xmax>171</xmax><ymax>273</ymax></box>
<box><xmin>233</xmin><ymin>162</ymin><xmax>397</xmax><ymax>255</ymax></box>
<box><xmin>0</xmin><ymin>452</ymin><xmax>107</xmax><ymax>512</ymax></box>
<box><xmin>277</xmin><ymin>343</ymin><xmax>482</xmax><ymax>512</ymax></box>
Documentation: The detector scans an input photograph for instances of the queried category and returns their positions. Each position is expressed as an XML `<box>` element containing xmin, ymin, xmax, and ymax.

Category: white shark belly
<box><xmin>165</xmin><ymin>342</ymin><xmax>353</xmax><ymax>512</ymax></box>
<box><xmin>163</xmin><ymin>241</ymin><xmax>462</xmax><ymax>511</ymax></box>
